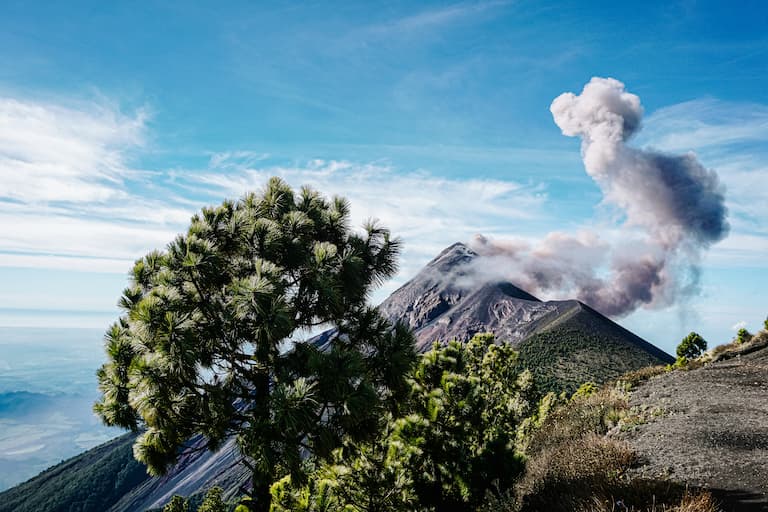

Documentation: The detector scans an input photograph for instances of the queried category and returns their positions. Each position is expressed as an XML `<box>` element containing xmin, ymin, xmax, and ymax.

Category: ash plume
<box><xmin>471</xmin><ymin>77</ymin><xmax>729</xmax><ymax>316</ymax></box>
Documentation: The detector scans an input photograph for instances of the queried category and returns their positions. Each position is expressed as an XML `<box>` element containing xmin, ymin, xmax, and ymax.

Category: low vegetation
<box><xmin>708</xmin><ymin>328</ymin><xmax>768</xmax><ymax>362</ymax></box>
<box><xmin>676</xmin><ymin>332</ymin><xmax>707</xmax><ymax>360</ymax></box>
<box><xmin>515</xmin><ymin>325</ymin><xmax>665</xmax><ymax>395</ymax></box>
<box><xmin>0</xmin><ymin>433</ymin><xmax>148</xmax><ymax>512</ymax></box>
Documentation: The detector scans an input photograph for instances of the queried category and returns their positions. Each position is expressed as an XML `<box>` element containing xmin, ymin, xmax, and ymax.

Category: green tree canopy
<box><xmin>391</xmin><ymin>334</ymin><xmax>533</xmax><ymax>509</ymax></box>
<box><xmin>676</xmin><ymin>332</ymin><xmax>707</xmax><ymax>359</ymax></box>
<box><xmin>94</xmin><ymin>177</ymin><xmax>416</xmax><ymax>512</ymax></box>
<box><xmin>163</xmin><ymin>495</ymin><xmax>188</xmax><ymax>512</ymax></box>
<box><xmin>269</xmin><ymin>334</ymin><xmax>538</xmax><ymax>511</ymax></box>
<box><xmin>737</xmin><ymin>327</ymin><xmax>753</xmax><ymax>344</ymax></box>
<box><xmin>197</xmin><ymin>487</ymin><xmax>227</xmax><ymax>512</ymax></box>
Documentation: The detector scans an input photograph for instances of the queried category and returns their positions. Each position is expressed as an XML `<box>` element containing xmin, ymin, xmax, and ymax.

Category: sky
<box><xmin>0</xmin><ymin>0</ymin><xmax>767</xmax><ymax>354</ymax></box>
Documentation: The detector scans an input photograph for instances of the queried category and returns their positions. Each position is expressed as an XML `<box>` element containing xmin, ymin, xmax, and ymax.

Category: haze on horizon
<box><xmin>1</xmin><ymin>0</ymin><xmax>768</xmax><ymax>353</ymax></box>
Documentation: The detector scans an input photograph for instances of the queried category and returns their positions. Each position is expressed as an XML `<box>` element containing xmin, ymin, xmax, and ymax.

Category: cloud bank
<box><xmin>472</xmin><ymin>77</ymin><xmax>729</xmax><ymax>316</ymax></box>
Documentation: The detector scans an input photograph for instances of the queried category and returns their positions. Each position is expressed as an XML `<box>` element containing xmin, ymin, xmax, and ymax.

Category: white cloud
<box><xmin>731</xmin><ymin>320</ymin><xmax>747</xmax><ymax>331</ymax></box>
<box><xmin>192</xmin><ymin>155</ymin><xmax>547</xmax><ymax>299</ymax></box>
<box><xmin>642</xmin><ymin>98</ymin><xmax>768</xmax><ymax>152</ymax></box>
<box><xmin>0</xmin><ymin>93</ymin><xmax>548</xmax><ymax>309</ymax></box>
<box><xmin>0</xmin><ymin>97</ymin><xmax>146</xmax><ymax>204</ymax></box>
<box><xmin>0</xmin><ymin>95</ymin><xmax>193</xmax><ymax>277</ymax></box>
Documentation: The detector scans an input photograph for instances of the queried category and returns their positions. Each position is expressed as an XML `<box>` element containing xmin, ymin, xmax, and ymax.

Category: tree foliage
<box><xmin>391</xmin><ymin>334</ymin><xmax>532</xmax><ymax>509</ymax></box>
<box><xmin>737</xmin><ymin>328</ymin><xmax>752</xmax><ymax>344</ymax></box>
<box><xmin>94</xmin><ymin>178</ymin><xmax>416</xmax><ymax>512</ymax></box>
<box><xmin>197</xmin><ymin>487</ymin><xmax>228</xmax><ymax>512</ymax></box>
<box><xmin>676</xmin><ymin>332</ymin><xmax>707</xmax><ymax>359</ymax></box>
<box><xmin>272</xmin><ymin>334</ymin><xmax>537</xmax><ymax>511</ymax></box>
<box><xmin>163</xmin><ymin>495</ymin><xmax>189</xmax><ymax>512</ymax></box>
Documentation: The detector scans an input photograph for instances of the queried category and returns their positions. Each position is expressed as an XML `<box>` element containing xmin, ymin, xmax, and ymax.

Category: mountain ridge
<box><xmin>379</xmin><ymin>242</ymin><xmax>672</xmax><ymax>365</ymax></box>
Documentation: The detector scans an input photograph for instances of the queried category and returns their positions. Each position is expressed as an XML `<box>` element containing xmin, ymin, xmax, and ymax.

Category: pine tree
<box><xmin>94</xmin><ymin>178</ymin><xmax>416</xmax><ymax>512</ymax></box>
<box><xmin>162</xmin><ymin>495</ymin><xmax>188</xmax><ymax>512</ymax></box>
<box><xmin>676</xmin><ymin>332</ymin><xmax>707</xmax><ymax>359</ymax></box>
<box><xmin>388</xmin><ymin>334</ymin><xmax>533</xmax><ymax>509</ymax></box>
<box><xmin>197</xmin><ymin>487</ymin><xmax>227</xmax><ymax>512</ymax></box>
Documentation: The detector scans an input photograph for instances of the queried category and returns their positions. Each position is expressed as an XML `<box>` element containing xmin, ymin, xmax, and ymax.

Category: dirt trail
<box><xmin>622</xmin><ymin>347</ymin><xmax>768</xmax><ymax>511</ymax></box>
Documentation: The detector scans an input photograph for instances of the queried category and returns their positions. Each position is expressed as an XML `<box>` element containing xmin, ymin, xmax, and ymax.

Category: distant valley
<box><xmin>0</xmin><ymin>328</ymin><xmax>118</xmax><ymax>490</ymax></box>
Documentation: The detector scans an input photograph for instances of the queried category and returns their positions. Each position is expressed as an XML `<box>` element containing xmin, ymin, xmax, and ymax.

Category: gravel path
<box><xmin>621</xmin><ymin>347</ymin><xmax>768</xmax><ymax>511</ymax></box>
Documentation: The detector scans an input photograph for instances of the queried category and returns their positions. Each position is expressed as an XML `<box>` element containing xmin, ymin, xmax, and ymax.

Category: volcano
<box><xmin>378</xmin><ymin>242</ymin><xmax>673</xmax><ymax>391</ymax></box>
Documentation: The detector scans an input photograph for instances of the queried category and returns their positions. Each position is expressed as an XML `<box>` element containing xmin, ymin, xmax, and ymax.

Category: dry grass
<box><xmin>673</xmin><ymin>491</ymin><xmax>719</xmax><ymax>512</ymax></box>
<box><xmin>617</xmin><ymin>365</ymin><xmax>668</xmax><ymax>390</ymax></box>
<box><xmin>709</xmin><ymin>329</ymin><xmax>768</xmax><ymax>362</ymax></box>
<box><xmin>524</xmin><ymin>386</ymin><xmax>628</xmax><ymax>458</ymax></box>
<box><xmin>507</xmin><ymin>382</ymin><xmax>723</xmax><ymax>512</ymax></box>
<box><xmin>573</xmin><ymin>489</ymin><xmax>719</xmax><ymax>512</ymax></box>
<box><xmin>515</xmin><ymin>434</ymin><xmax>637</xmax><ymax>512</ymax></box>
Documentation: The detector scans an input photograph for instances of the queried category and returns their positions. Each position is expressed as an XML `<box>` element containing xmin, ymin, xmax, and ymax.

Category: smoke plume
<box><xmin>471</xmin><ymin>77</ymin><xmax>729</xmax><ymax>316</ymax></box>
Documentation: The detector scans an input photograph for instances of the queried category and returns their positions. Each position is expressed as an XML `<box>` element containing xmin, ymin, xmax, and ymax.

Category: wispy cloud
<box><xmin>191</xmin><ymin>154</ymin><xmax>547</xmax><ymax>298</ymax></box>
<box><xmin>642</xmin><ymin>98</ymin><xmax>768</xmax><ymax>152</ymax></box>
<box><xmin>0</xmin><ymin>95</ymin><xmax>191</xmax><ymax>274</ymax></box>
<box><xmin>0</xmin><ymin>93</ymin><xmax>548</xmax><ymax>300</ymax></box>
<box><xmin>0</xmin><ymin>97</ymin><xmax>147</xmax><ymax>203</ymax></box>
<box><xmin>352</xmin><ymin>1</ymin><xmax>511</xmax><ymax>41</ymax></box>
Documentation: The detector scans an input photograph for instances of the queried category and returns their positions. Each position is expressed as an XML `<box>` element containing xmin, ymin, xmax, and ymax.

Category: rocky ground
<box><xmin>622</xmin><ymin>345</ymin><xmax>768</xmax><ymax>511</ymax></box>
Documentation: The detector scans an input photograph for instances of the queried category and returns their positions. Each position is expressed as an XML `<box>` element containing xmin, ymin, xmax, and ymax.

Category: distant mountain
<box><xmin>0</xmin><ymin>241</ymin><xmax>674</xmax><ymax>511</ymax></box>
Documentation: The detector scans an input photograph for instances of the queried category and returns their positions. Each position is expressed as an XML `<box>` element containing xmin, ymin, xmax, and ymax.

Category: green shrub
<box><xmin>571</xmin><ymin>382</ymin><xmax>598</xmax><ymax>400</ymax></box>
<box><xmin>163</xmin><ymin>496</ymin><xmax>189</xmax><ymax>512</ymax></box>
<box><xmin>197</xmin><ymin>487</ymin><xmax>227</xmax><ymax>512</ymax></box>
<box><xmin>737</xmin><ymin>327</ymin><xmax>753</xmax><ymax>344</ymax></box>
<box><xmin>676</xmin><ymin>332</ymin><xmax>707</xmax><ymax>359</ymax></box>
<box><xmin>268</xmin><ymin>334</ymin><xmax>538</xmax><ymax>511</ymax></box>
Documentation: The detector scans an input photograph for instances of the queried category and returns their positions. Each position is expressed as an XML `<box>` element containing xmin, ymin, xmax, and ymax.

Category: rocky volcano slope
<box><xmin>622</xmin><ymin>341</ymin><xmax>768</xmax><ymax>511</ymax></box>
<box><xmin>379</xmin><ymin>242</ymin><xmax>673</xmax><ymax>391</ymax></box>
<box><xmin>378</xmin><ymin>242</ymin><xmax>552</xmax><ymax>349</ymax></box>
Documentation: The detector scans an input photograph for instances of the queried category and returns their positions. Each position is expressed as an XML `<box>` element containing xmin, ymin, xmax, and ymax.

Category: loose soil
<box><xmin>621</xmin><ymin>346</ymin><xmax>768</xmax><ymax>511</ymax></box>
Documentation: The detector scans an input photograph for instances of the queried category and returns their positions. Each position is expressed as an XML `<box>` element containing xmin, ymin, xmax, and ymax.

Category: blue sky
<box><xmin>1</xmin><ymin>0</ymin><xmax>767</xmax><ymax>353</ymax></box>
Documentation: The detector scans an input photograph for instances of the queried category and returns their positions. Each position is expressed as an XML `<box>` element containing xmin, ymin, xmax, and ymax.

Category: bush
<box><xmin>163</xmin><ymin>496</ymin><xmax>188</xmax><ymax>512</ymax></box>
<box><xmin>269</xmin><ymin>334</ymin><xmax>538</xmax><ymax>511</ymax></box>
<box><xmin>676</xmin><ymin>332</ymin><xmax>707</xmax><ymax>359</ymax></box>
<box><xmin>524</xmin><ymin>386</ymin><xmax>628</xmax><ymax>458</ymax></box>
<box><xmin>571</xmin><ymin>381</ymin><xmax>598</xmax><ymax>399</ymax></box>
<box><xmin>737</xmin><ymin>327</ymin><xmax>752</xmax><ymax>344</ymax></box>
<box><xmin>617</xmin><ymin>365</ymin><xmax>668</xmax><ymax>390</ymax></box>
<box><xmin>516</xmin><ymin>433</ymin><xmax>637</xmax><ymax>511</ymax></box>
<box><xmin>197</xmin><ymin>487</ymin><xmax>227</xmax><ymax>512</ymax></box>
<box><xmin>387</xmin><ymin>334</ymin><xmax>533</xmax><ymax>509</ymax></box>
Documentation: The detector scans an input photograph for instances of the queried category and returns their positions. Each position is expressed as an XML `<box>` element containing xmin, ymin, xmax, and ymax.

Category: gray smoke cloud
<box><xmin>470</xmin><ymin>77</ymin><xmax>729</xmax><ymax>316</ymax></box>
